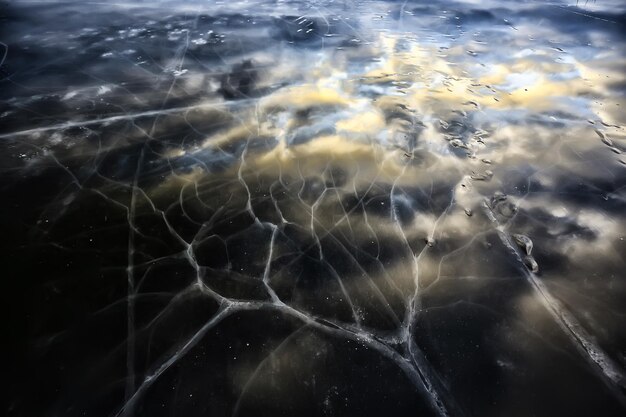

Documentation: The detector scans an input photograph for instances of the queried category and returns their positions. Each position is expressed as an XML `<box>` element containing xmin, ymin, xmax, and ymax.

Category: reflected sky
<box><xmin>2</xmin><ymin>1</ymin><xmax>625</xmax><ymax>417</ymax></box>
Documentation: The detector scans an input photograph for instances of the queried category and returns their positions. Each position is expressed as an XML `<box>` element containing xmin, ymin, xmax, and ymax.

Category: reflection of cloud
<box><xmin>5</xmin><ymin>2</ymin><xmax>626</xmax><ymax>415</ymax></box>
<box><xmin>262</xmin><ymin>85</ymin><xmax>352</xmax><ymax>111</ymax></box>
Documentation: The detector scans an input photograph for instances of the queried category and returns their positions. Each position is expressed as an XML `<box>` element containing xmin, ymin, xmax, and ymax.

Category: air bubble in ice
<box><xmin>470</xmin><ymin>170</ymin><xmax>493</xmax><ymax>181</ymax></box>
<box><xmin>512</xmin><ymin>234</ymin><xmax>533</xmax><ymax>255</ymax></box>
<box><xmin>523</xmin><ymin>255</ymin><xmax>539</xmax><ymax>273</ymax></box>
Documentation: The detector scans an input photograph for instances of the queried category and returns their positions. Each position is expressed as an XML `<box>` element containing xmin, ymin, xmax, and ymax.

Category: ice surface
<box><xmin>2</xmin><ymin>1</ymin><xmax>626</xmax><ymax>416</ymax></box>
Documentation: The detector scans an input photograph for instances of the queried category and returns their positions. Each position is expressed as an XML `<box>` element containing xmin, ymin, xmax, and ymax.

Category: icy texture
<box><xmin>2</xmin><ymin>1</ymin><xmax>626</xmax><ymax>416</ymax></box>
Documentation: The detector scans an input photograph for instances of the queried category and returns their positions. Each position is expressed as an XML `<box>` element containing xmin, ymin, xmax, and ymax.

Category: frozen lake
<box><xmin>2</xmin><ymin>1</ymin><xmax>625</xmax><ymax>416</ymax></box>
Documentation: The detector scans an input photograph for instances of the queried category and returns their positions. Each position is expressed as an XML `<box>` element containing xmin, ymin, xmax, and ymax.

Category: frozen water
<box><xmin>2</xmin><ymin>1</ymin><xmax>626</xmax><ymax>416</ymax></box>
